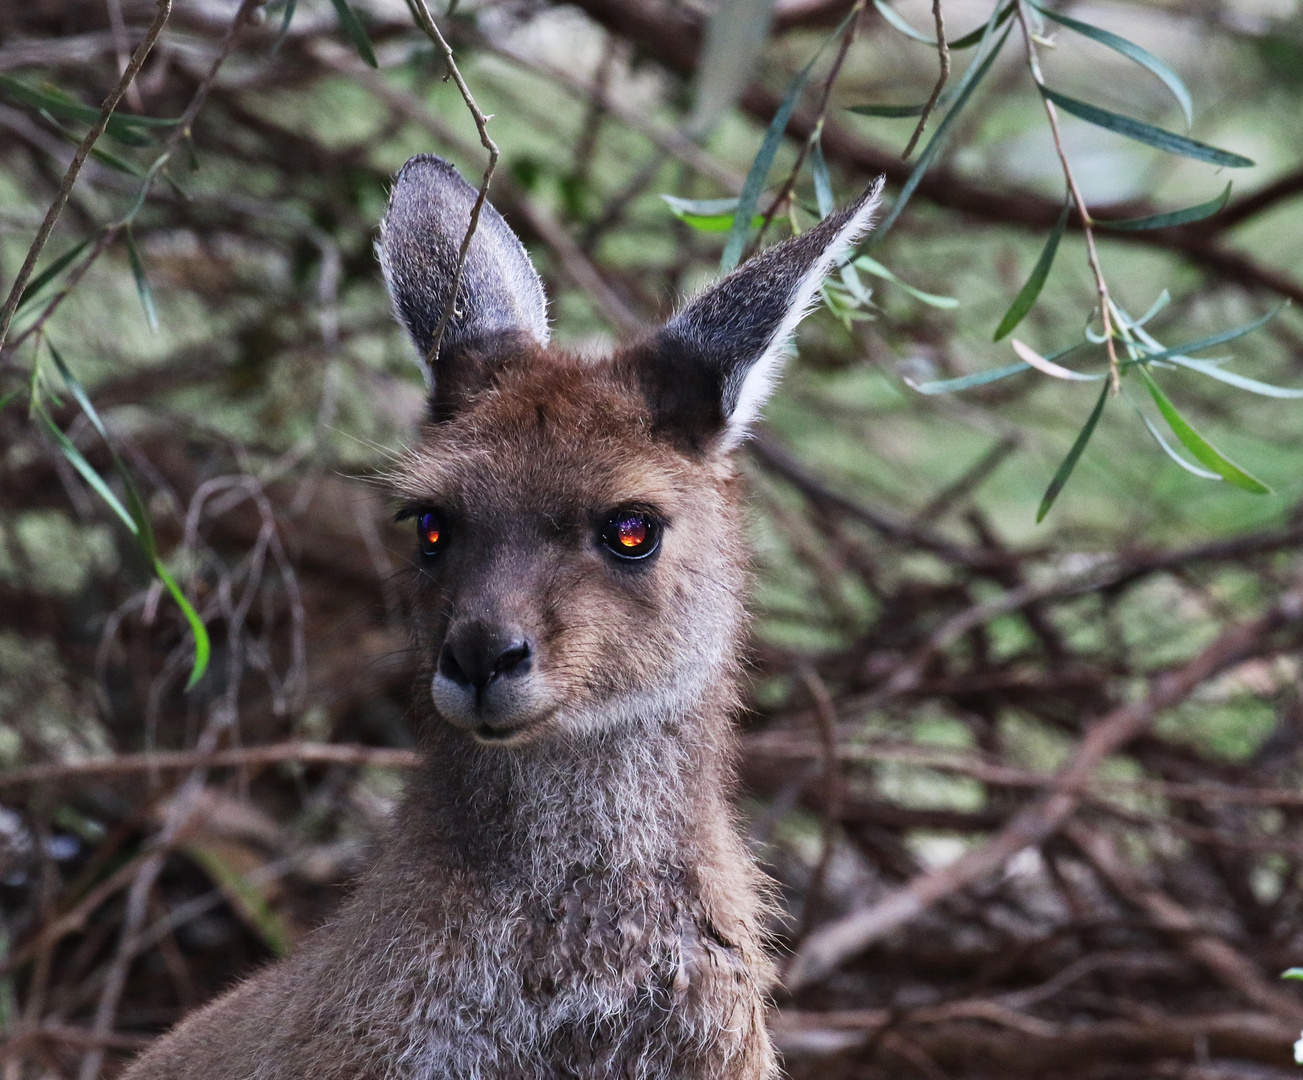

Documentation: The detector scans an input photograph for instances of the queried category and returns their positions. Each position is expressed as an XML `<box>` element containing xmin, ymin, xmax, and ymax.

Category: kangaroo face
<box><xmin>378</xmin><ymin>155</ymin><xmax>881</xmax><ymax>749</ymax></box>
<box><xmin>390</xmin><ymin>360</ymin><xmax>745</xmax><ymax>745</ymax></box>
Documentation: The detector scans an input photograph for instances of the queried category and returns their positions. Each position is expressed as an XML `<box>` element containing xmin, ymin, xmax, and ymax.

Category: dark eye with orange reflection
<box><xmin>599</xmin><ymin>510</ymin><xmax>661</xmax><ymax>561</ymax></box>
<box><xmin>417</xmin><ymin>511</ymin><xmax>444</xmax><ymax>556</ymax></box>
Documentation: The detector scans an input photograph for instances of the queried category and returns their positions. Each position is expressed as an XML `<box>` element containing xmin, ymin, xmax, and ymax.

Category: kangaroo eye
<box><xmin>418</xmin><ymin>511</ymin><xmax>444</xmax><ymax>556</ymax></box>
<box><xmin>599</xmin><ymin>511</ymin><xmax>660</xmax><ymax>561</ymax></box>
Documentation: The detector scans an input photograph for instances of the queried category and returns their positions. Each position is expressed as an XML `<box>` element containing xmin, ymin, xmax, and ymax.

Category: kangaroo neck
<box><xmin>408</xmin><ymin>710</ymin><xmax>724</xmax><ymax>885</ymax></box>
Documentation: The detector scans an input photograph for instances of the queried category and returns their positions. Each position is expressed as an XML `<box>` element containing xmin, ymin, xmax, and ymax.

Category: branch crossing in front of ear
<box><xmin>638</xmin><ymin>177</ymin><xmax>885</xmax><ymax>449</ymax></box>
<box><xmin>377</xmin><ymin>155</ymin><xmax>549</xmax><ymax>387</ymax></box>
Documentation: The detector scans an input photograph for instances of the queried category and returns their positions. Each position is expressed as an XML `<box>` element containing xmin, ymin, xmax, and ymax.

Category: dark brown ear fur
<box><xmin>622</xmin><ymin>178</ymin><xmax>884</xmax><ymax>451</ymax></box>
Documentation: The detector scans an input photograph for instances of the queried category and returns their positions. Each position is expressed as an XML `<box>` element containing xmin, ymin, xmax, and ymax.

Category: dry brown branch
<box><xmin>0</xmin><ymin>743</ymin><xmax>419</xmax><ymax>791</ymax></box>
<box><xmin>784</xmin><ymin>580</ymin><xmax>1303</xmax><ymax>991</ymax></box>
<box><xmin>1065</xmin><ymin>821</ymin><xmax>1303</xmax><ymax>1023</ymax></box>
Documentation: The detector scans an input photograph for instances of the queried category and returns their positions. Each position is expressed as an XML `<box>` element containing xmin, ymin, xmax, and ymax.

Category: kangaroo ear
<box><xmin>378</xmin><ymin>155</ymin><xmax>549</xmax><ymax>394</ymax></box>
<box><xmin>629</xmin><ymin>178</ymin><xmax>884</xmax><ymax>451</ymax></box>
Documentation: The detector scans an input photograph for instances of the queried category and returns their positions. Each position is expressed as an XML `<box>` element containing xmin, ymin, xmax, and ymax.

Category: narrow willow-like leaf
<box><xmin>125</xmin><ymin>228</ymin><xmax>159</xmax><ymax>332</ymax></box>
<box><xmin>1037</xmin><ymin>381</ymin><xmax>1109</xmax><ymax>522</ymax></box>
<box><xmin>1029</xmin><ymin>1</ymin><xmax>1192</xmax><ymax>126</ymax></box>
<box><xmin>661</xmin><ymin>195</ymin><xmax>765</xmax><ymax>233</ymax></box>
<box><xmin>47</xmin><ymin>343</ymin><xmax>107</xmax><ymax>442</ymax></box>
<box><xmin>1099</xmin><ymin>184</ymin><xmax>1231</xmax><ymax>231</ymax></box>
<box><xmin>37</xmin><ymin>410</ymin><xmax>139</xmax><ymax>536</ymax></box>
<box><xmin>0</xmin><ymin>75</ymin><xmax>176</xmax><ymax>141</ymax></box>
<box><xmin>811</xmin><ymin>138</ymin><xmax>835</xmax><ymax>219</ymax></box>
<box><xmin>50</xmin><ymin>343</ymin><xmax>160</xmax><ymax>556</ymax></box>
<box><xmin>994</xmin><ymin>202</ymin><xmax>1069</xmax><ymax>340</ymax></box>
<box><xmin>1126</xmin><ymin>392</ymin><xmax>1221</xmax><ymax>478</ymax></box>
<box><xmin>17</xmin><ymin>237</ymin><xmax>92</xmax><ymax>311</ymax></box>
<box><xmin>873</xmin><ymin>21</ymin><xmax>1014</xmax><ymax>244</ymax></box>
<box><xmin>153</xmin><ymin>556</ymin><xmax>211</xmax><ymax>690</ymax></box>
<box><xmin>1166</xmin><ymin>355</ymin><xmax>1303</xmax><ymax>398</ymax></box>
<box><xmin>1137</xmin><ymin>366</ymin><xmax>1271</xmax><ymax>493</ymax></box>
<box><xmin>1011</xmin><ymin>339</ymin><xmax>1102</xmax><ymax>380</ymax></box>
<box><xmin>272</xmin><ymin>0</ymin><xmax>299</xmax><ymax>54</ymax></box>
<box><xmin>1282</xmin><ymin>969</ymin><xmax>1303</xmax><ymax>981</ymax></box>
<box><xmin>910</xmin><ymin>361</ymin><xmax>1030</xmax><ymax>395</ymax></box>
<box><xmin>1040</xmin><ymin>88</ymin><xmax>1254</xmax><ymax>168</ymax></box>
<box><xmin>1121</xmin><ymin>304</ymin><xmax>1286</xmax><ymax>367</ymax></box>
<box><xmin>329</xmin><ymin>0</ymin><xmax>378</xmax><ymax>69</ymax></box>
<box><xmin>872</xmin><ymin>0</ymin><xmax>935</xmax><ymax>44</ymax></box>
<box><xmin>873</xmin><ymin>0</ymin><xmax>1015</xmax><ymax>49</ymax></box>
<box><xmin>848</xmin><ymin>102</ymin><xmax>929</xmax><ymax>117</ymax></box>
<box><xmin>854</xmin><ymin>255</ymin><xmax>958</xmax><ymax>308</ymax></box>
<box><xmin>719</xmin><ymin>9</ymin><xmax>860</xmax><ymax>272</ymax></box>
<box><xmin>718</xmin><ymin>10</ymin><xmax>857</xmax><ymax>273</ymax></box>
<box><xmin>38</xmin><ymin>109</ymin><xmax>146</xmax><ymax>175</ymax></box>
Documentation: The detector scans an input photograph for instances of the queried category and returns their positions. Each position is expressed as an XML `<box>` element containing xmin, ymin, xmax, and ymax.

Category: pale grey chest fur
<box><xmin>234</xmin><ymin>727</ymin><xmax>764</xmax><ymax>1080</ymax></box>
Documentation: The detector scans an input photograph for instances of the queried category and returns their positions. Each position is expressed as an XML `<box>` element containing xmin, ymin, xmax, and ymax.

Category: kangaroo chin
<box><xmin>121</xmin><ymin>153</ymin><xmax>883</xmax><ymax>1080</ymax></box>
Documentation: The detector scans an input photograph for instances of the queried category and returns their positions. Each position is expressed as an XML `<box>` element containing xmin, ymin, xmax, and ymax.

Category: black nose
<box><xmin>439</xmin><ymin>624</ymin><xmax>531</xmax><ymax>692</ymax></box>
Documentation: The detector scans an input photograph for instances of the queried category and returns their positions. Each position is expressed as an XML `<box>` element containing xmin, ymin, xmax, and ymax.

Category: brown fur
<box><xmin>122</xmin><ymin>154</ymin><xmax>881</xmax><ymax>1080</ymax></box>
<box><xmin>122</xmin><ymin>347</ymin><xmax>777</xmax><ymax>1080</ymax></box>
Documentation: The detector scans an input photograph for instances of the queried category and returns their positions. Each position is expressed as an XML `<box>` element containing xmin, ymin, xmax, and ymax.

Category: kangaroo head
<box><xmin>379</xmin><ymin>155</ymin><xmax>881</xmax><ymax>747</ymax></box>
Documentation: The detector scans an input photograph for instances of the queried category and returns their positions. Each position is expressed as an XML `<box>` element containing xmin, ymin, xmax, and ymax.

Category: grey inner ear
<box><xmin>378</xmin><ymin>155</ymin><xmax>549</xmax><ymax>372</ymax></box>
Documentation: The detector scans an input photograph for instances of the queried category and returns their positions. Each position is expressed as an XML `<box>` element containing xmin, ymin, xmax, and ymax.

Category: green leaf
<box><xmin>1137</xmin><ymin>366</ymin><xmax>1271</xmax><ymax>493</ymax></box>
<box><xmin>49</xmin><ymin>342</ymin><xmax>159</xmax><ymax>557</ymax></box>
<box><xmin>47</xmin><ymin>342</ymin><xmax>107</xmax><ymax>442</ymax></box>
<box><xmin>1098</xmin><ymin>184</ymin><xmax>1231</xmax><ymax>231</ymax></box>
<box><xmin>272</xmin><ymin>0</ymin><xmax>298</xmax><ymax>54</ymax></box>
<box><xmin>811</xmin><ymin>138</ymin><xmax>835</xmax><ymax>219</ymax></box>
<box><xmin>329</xmin><ymin>0</ymin><xmax>378</xmax><ymax>69</ymax></box>
<box><xmin>1126</xmin><ymin>391</ymin><xmax>1221</xmax><ymax>479</ymax></box>
<box><xmin>1282</xmin><ymin>968</ymin><xmax>1303</xmax><ymax>981</ymax></box>
<box><xmin>909</xmin><ymin>361</ymin><xmax>1030</xmax><ymax>395</ymax></box>
<box><xmin>661</xmin><ymin>195</ymin><xmax>765</xmax><ymax>233</ymax></box>
<box><xmin>37</xmin><ymin>108</ymin><xmax>146</xmax><ymax>175</ymax></box>
<box><xmin>873</xmin><ymin>0</ymin><xmax>1015</xmax><ymax>49</ymax></box>
<box><xmin>0</xmin><ymin>75</ymin><xmax>177</xmax><ymax>143</ymax></box>
<box><xmin>153</xmin><ymin>556</ymin><xmax>211</xmax><ymax>690</ymax></box>
<box><xmin>1039</xmin><ymin>87</ymin><xmax>1254</xmax><ymax>168</ymax></box>
<box><xmin>124</xmin><ymin>228</ymin><xmax>159</xmax><ymax>333</ymax></box>
<box><xmin>1028</xmin><ymin>1</ymin><xmax>1192</xmax><ymax>126</ymax></box>
<box><xmin>853</xmin><ymin>255</ymin><xmax>958</xmax><ymax>308</ymax></box>
<box><xmin>847</xmin><ymin>102</ymin><xmax>929</xmax><ymax>118</ymax></box>
<box><xmin>1166</xmin><ymin>355</ymin><xmax>1303</xmax><ymax>398</ymax></box>
<box><xmin>872</xmin><ymin>20</ymin><xmax>1015</xmax><ymax>244</ymax></box>
<box><xmin>994</xmin><ymin>202</ymin><xmax>1069</xmax><ymax>340</ymax></box>
<box><xmin>719</xmin><ymin>7</ymin><xmax>860</xmax><ymax>272</ymax></box>
<box><xmin>1120</xmin><ymin>304</ymin><xmax>1286</xmax><ymax>367</ymax></box>
<box><xmin>1037</xmin><ymin>381</ymin><xmax>1109</xmax><ymax>522</ymax></box>
<box><xmin>0</xmin><ymin>390</ymin><xmax>19</xmax><ymax>414</ymax></box>
<box><xmin>36</xmin><ymin>408</ymin><xmax>139</xmax><ymax>536</ymax></box>
<box><xmin>17</xmin><ymin>237</ymin><xmax>93</xmax><ymax>312</ymax></box>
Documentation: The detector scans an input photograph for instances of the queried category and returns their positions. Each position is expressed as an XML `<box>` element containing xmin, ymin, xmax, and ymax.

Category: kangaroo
<box><xmin>121</xmin><ymin>155</ymin><xmax>881</xmax><ymax>1080</ymax></box>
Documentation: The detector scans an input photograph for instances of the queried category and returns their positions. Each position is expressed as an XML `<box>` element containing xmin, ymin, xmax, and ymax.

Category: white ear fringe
<box><xmin>721</xmin><ymin>178</ymin><xmax>886</xmax><ymax>450</ymax></box>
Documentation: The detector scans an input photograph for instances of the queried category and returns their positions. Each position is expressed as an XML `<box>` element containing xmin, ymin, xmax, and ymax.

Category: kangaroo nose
<box><xmin>439</xmin><ymin>625</ymin><xmax>531</xmax><ymax>692</ymax></box>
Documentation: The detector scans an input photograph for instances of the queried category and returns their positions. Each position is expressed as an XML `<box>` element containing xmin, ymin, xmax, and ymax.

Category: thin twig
<box><xmin>402</xmin><ymin>0</ymin><xmax>499</xmax><ymax>367</ymax></box>
<box><xmin>790</xmin><ymin>664</ymin><xmax>845</xmax><ymax>946</ymax></box>
<box><xmin>901</xmin><ymin>0</ymin><xmax>950</xmax><ymax>160</ymax></box>
<box><xmin>1014</xmin><ymin>0</ymin><xmax>1119</xmax><ymax>390</ymax></box>
<box><xmin>0</xmin><ymin>0</ymin><xmax>171</xmax><ymax>355</ymax></box>
<box><xmin>0</xmin><ymin>742</ymin><xmax>419</xmax><ymax>791</ymax></box>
